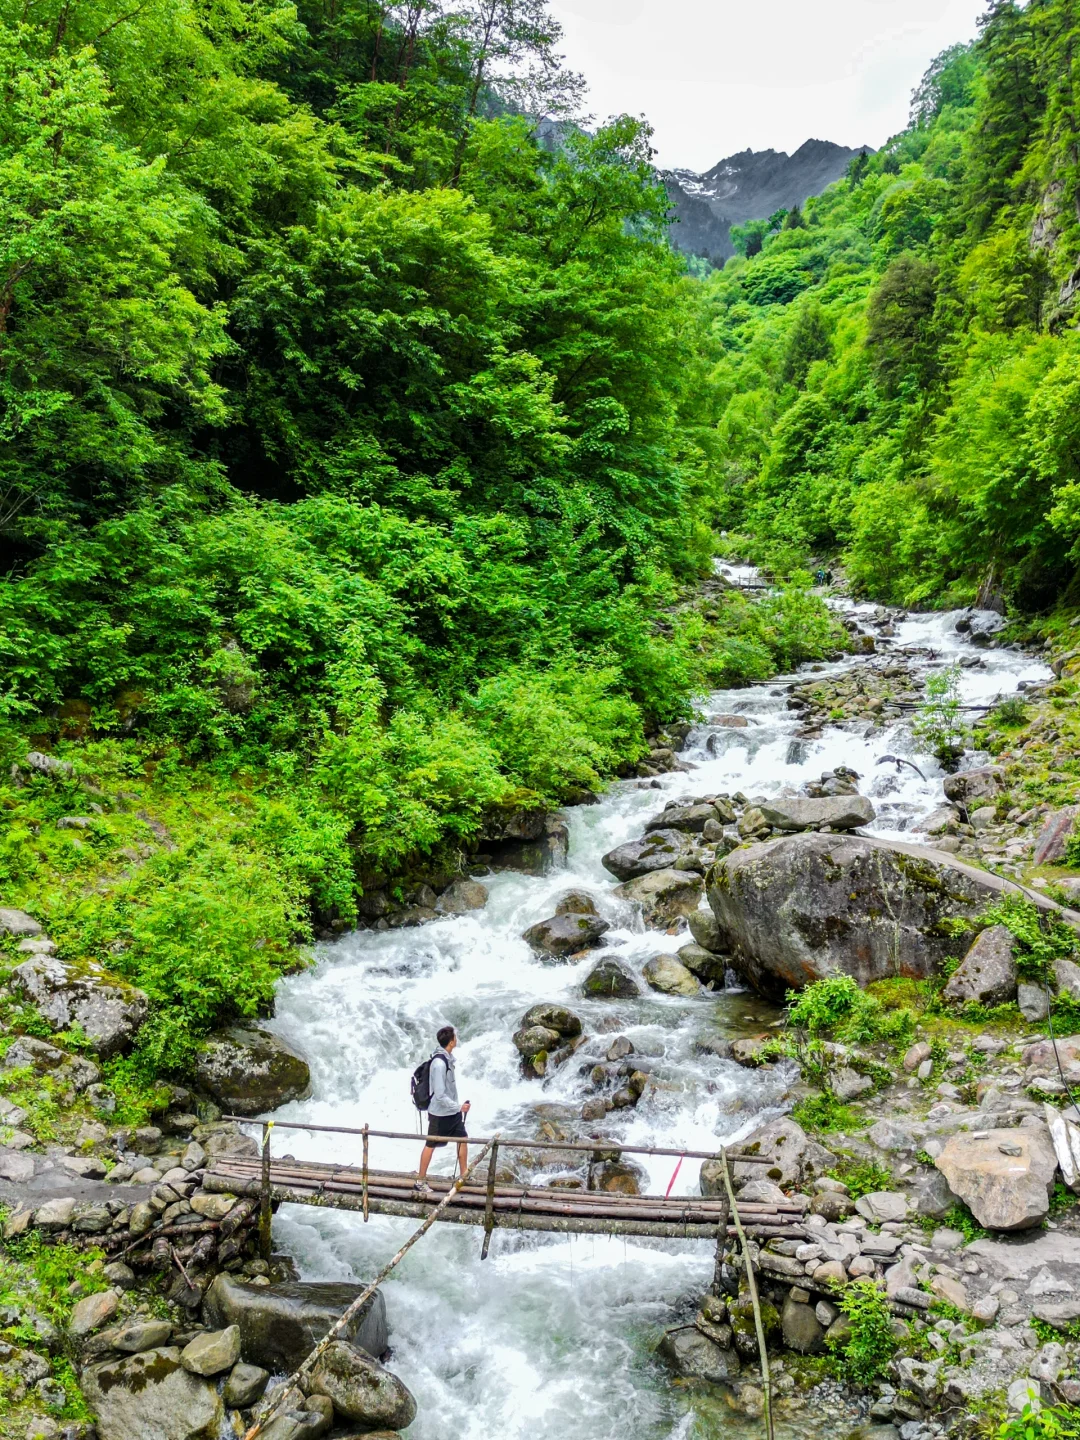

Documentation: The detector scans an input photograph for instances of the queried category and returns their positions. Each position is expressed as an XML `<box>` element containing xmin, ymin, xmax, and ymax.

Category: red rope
<box><xmin>665</xmin><ymin>1154</ymin><xmax>685</xmax><ymax>1198</ymax></box>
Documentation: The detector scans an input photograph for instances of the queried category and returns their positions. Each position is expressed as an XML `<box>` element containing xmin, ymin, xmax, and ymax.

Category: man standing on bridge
<box><xmin>414</xmin><ymin>1025</ymin><xmax>470</xmax><ymax>1197</ymax></box>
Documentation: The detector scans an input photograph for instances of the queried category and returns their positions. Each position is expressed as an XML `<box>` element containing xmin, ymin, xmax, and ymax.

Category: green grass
<box><xmin>826</xmin><ymin>1159</ymin><xmax>894</xmax><ymax>1199</ymax></box>
<box><xmin>791</xmin><ymin>1093</ymin><xmax>865</xmax><ymax>1134</ymax></box>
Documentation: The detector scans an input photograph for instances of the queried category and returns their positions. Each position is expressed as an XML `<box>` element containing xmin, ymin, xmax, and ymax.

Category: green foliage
<box><xmin>786</xmin><ymin>976</ymin><xmax>916</xmax><ymax>1049</ymax></box>
<box><xmin>791</xmin><ymin>1093</ymin><xmax>863</xmax><ymax>1134</ymax></box>
<box><xmin>912</xmin><ymin>667</ymin><xmax>967</xmax><ymax>761</ymax></box>
<box><xmin>827</xmin><ymin>1160</ymin><xmax>894</xmax><ymax>1200</ymax></box>
<box><xmin>827</xmin><ymin>1278</ymin><xmax>898</xmax><ymax>1384</ymax></box>
<box><xmin>981</xmin><ymin>895</ymin><xmax>1079</xmax><ymax>984</ymax></box>
<box><xmin>999</xmin><ymin>1406</ymin><xmax>1080</xmax><ymax>1440</ymax></box>
<box><xmin>938</xmin><ymin>1202</ymin><xmax>988</xmax><ymax>1243</ymax></box>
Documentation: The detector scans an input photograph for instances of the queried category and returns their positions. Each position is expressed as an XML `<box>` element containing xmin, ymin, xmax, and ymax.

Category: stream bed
<box><xmin>258</xmin><ymin>590</ymin><xmax>1050</xmax><ymax>1440</ymax></box>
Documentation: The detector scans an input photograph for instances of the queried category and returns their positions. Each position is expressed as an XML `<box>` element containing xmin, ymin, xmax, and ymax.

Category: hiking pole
<box><xmin>242</xmin><ymin>1135</ymin><xmax>495</xmax><ymax>1440</ymax></box>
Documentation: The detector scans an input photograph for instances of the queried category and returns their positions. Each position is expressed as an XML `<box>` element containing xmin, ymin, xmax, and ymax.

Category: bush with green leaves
<box><xmin>980</xmin><ymin>895</ymin><xmax>1080</xmax><ymax>984</ymax></box>
<box><xmin>786</xmin><ymin>976</ymin><xmax>916</xmax><ymax>1048</ymax></box>
<box><xmin>1000</xmin><ymin>1407</ymin><xmax>1080</xmax><ymax>1440</ymax></box>
<box><xmin>827</xmin><ymin>1279</ymin><xmax>898</xmax><ymax>1384</ymax></box>
<box><xmin>912</xmin><ymin>667</ymin><xmax>967</xmax><ymax>762</ymax></box>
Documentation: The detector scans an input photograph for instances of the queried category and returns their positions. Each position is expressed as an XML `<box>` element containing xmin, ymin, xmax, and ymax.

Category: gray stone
<box><xmin>257</xmin><ymin>1409</ymin><xmax>331</xmax><ymax>1440</ymax></box>
<box><xmin>203</xmin><ymin>1275</ymin><xmax>387</xmax><ymax>1372</ymax></box>
<box><xmin>658</xmin><ymin>1326</ymin><xmax>741</xmax><ymax>1382</ymax></box>
<box><xmin>758</xmin><ymin>795</ymin><xmax>875</xmax><ymax>832</ymax></box>
<box><xmin>645</xmin><ymin>803</ymin><xmax>721</xmax><ymax>834</ymax></box>
<box><xmin>706</xmin><ymin>832</ymin><xmax>1067</xmax><ymax>998</ymax></box>
<box><xmin>855</xmin><ymin>1191</ymin><xmax>909</xmax><ymax>1224</ymax></box>
<box><xmin>1054</xmin><ymin>958</ymin><xmax>1080</xmax><ymax>1000</ymax></box>
<box><xmin>0</xmin><ymin>907</ymin><xmax>42</xmax><ymax>936</ymax></box>
<box><xmin>33</xmin><ymin>1196</ymin><xmax>76</xmax><ymax>1229</ymax></box>
<box><xmin>935</xmin><ymin>1126</ymin><xmax>1057</xmax><ymax>1230</ymax></box>
<box><xmin>434</xmin><ymin>879</ymin><xmax>488</xmax><ymax>914</ymax></box>
<box><xmin>111</xmin><ymin>1320</ymin><xmax>174</xmax><ymax>1353</ymax></box>
<box><xmin>614</xmin><ymin>867</ymin><xmax>703</xmax><ymax>925</ymax></box>
<box><xmin>1007</xmin><ymin>1377</ymin><xmax>1044</xmax><ymax>1414</ymax></box>
<box><xmin>1033</xmin><ymin>807</ymin><xmax>1080</xmax><ymax>867</ymax></box>
<box><xmin>688</xmin><ymin>907</ymin><xmax>725</xmax><ymax>954</ymax></box>
<box><xmin>69</xmin><ymin>1289</ymin><xmax>120</xmax><ymax>1337</ymax></box>
<box><xmin>82</xmin><ymin>1347</ymin><xmax>222</xmax><ymax>1440</ymax></box>
<box><xmin>1018</xmin><ymin>983</ymin><xmax>1049</xmax><ymax>1023</ymax></box>
<box><xmin>582</xmin><ymin>958</ymin><xmax>640</xmax><ymax>999</ymax></box>
<box><xmin>832</xmin><ymin>1065</ymin><xmax>874</xmax><ymax>1100</ymax></box>
<box><xmin>0</xmin><ymin>1148</ymin><xmax>34</xmax><ymax>1183</ymax></box>
<box><xmin>601</xmin><ymin>828</ymin><xmax>689</xmax><ymax>881</ymax></box>
<box><xmin>553</xmin><ymin>889</ymin><xmax>599</xmax><ymax>916</ymax></box>
<box><xmin>642</xmin><ymin>954</ymin><xmax>700</xmax><ymax>997</ymax></box>
<box><xmin>781</xmin><ymin>1296</ymin><xmax>825</xmax><ymax>1353</ymax></box>
<box><xmin>301</xmin><ymin>1341</ymin><xmax>416</xmax><ymax>1430</ymax></box>
<box><xmin>677</xmin><ymin>943</ymin><xmax>727</xmax><ymax>983</ymax></box>
<box><xmin>193</xmin><ymin>1028</ymin><xmax>311</xmax><ymax>1117</ymax></box>
<box><xmin>702</xmin><ymin>1116</ymin><xmax>834</xmax><ymax>1193</ymax></box>
<box><xmin>222</xmin><ymin>1361</ymin><xmax>270</xmax><ymax>1408</ymax></box>
<box><xmin>521</xmin><ymin>912</ymin><xmax>610</xmax><ymax>958</ymax></box>
<box><xmin>943</xmin><ymin>926</ymin><xmax>1017</xmax><ymax>1007</ymax></box>
<box><xmin>513</xmin><ymin>1025</ymin><xmax>561</xmax><ymax>1060</ymax></box>
<box><xmin>519</xmin><ymin>1004</ymin><xmax>581</xmax><ymax>1037</ymax></box>
<box><xmin>943</xmin><ymin>767</ymin><xmax>1004</xmax><ymax>806</ymax></box>
<box><xmin>180</xmin><ymin>1326</ymin><xmax>241</xmax><ymax>1376</ymax></box>
<box><xmin>3</xmin><ymin>1034</ymin><xmax>100</xmax><ymax>1090</ymax></box>
<box><xmin>10</xmin><ymin>954</ymin><xmax>148</xmax><ymax>1057</ymax></box>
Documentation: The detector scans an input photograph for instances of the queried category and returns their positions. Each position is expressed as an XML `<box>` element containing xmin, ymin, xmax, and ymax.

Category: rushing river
<box><xmin>260</xmin><ymin>585</ymin><xmax>1049</xmax><ymax>1440</ymax></box>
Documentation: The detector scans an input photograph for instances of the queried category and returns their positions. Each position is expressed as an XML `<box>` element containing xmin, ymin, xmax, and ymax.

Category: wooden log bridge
<box><xmin>207</xmin><ymin>1119</ymin><xmax>804</xmax><ymax>1255</ymax></box>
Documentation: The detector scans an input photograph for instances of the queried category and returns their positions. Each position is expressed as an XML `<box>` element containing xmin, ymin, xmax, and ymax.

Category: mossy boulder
<box><xmin>193</xmin><ymin>1028</ymin><xmax>311</xmax><ymax>1116</ymax></box>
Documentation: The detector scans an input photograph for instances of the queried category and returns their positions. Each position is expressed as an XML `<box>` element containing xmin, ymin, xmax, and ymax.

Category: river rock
<box><xmin>203</xmin><ymin>1276</ymin><xmax>387</xmax><ymax>1371</ymax></box>
<box><xmin>258</xmin><ymin>1407</ymin><xmax>331</xmax><ymax>1440</ymax></box>
<box><xmin>193</xmin><ymin>1028</ymin><xmax>311</xmax><ymax>1116</ymax></box>
<box><xmin>781</xmin><ymin>1296</ymin><xmax>825</xmax><ymax>1353</ymax></box>
<box><xmin>678</xmin><ymin>943</ymin><xmax>727</xmax><ymax>983</ymax></box>
<box><xmin>934</xmin><ymin>1126</ymin><xmax>1057</xmax><ymax>1230</ymax></box>
<box><xmin>582</xmin><ymin>957</ymin><xmax>641</xmax><ymax>998</ymax></box>
<box><xmin>1055</xmin><ymin>959</ymin><xmax>1080</xmax><ymax>1000</ymax></box>
<box><xmin>69</xmin><ymin>1289</ymin><xmax>120</xmax><ymax>1337</ymax></box>
<box><xmin>3</xmin><ymin>1035</ymin><xmax>100</xmax><ymax>1091</ymax></box>
<box><xmin>601</xmin><ymin>828</ymin><xmax>688</xmax><ymax>881</ymax></box>
<box><xmin>725</xmin><ymin>1117</ymin><xmax>834</xmax><ymax>1191</ymax></box>
<box><xmin>658</xmin><ymin>1326</ymin><xmax>741</xmax><ymax>1382</ymax></box>
<box><xmin>180</xmin><ymin>1326</ymin><xmax>241</xmax><ymax>1376</ymax></box>
<box><xmin>706</xmin><ymin>833</ymin><xmax>1065</xmax><ymax>998</ymax></box>
<box><xmin>223</xmin><ymin>1361</ymin><xmax>270</xmax><ymax>1408</ymax></box>
<box><xmin>522</xmin><ymin>912</ymin><xmax>610</xmax><ymax>958</ymax></box>
<box><xmin>11</xmin><ymin>954</ymin><xmax>148</xmax><ymax>1057</ymax></box>
<box><xmin>589</xmin><ymin>1158</ymin><xmax>647</xmax><ymax>1194</ymax></box>
<box><xmin>513</xmin><ymin>1025</ymin><xmax>561</xmax><ymax>1060</ymax></box>
<box><xmin>642</xmin><ymin>954</ymin><xmax>700</xmax><ymax>997</ymax></box>
<box><xmin>434</xmin><ymin>880</ymin><xmax>488</xmax><ymax>914</ymax></box>
<box><xmin>644</xmin><ymin>804</ymin><xmax>719</xmax><ymax>834</ymax></box>
<box><xmin>520</xmin><ymin>1004</ymin><xmax>582</xmax><ymax>1037</ymax></box>
<box><xmin>758</xmin><ymin>796</ymin><xmax>875</xmax><ymax>832</ymax></box>
<box><xmin>942</xmin><ymin>926</ymin><xmax>1017</xmax><ymax>1007</ymax></box>
<box><xmin>942</xmin><ymin>767</ymin><xmax>1003</xmax><ymax>806</ymax></box>
<box><xmin>688</xmin><ymin>908</ymin><xmax>725</xmax><ymax>953</ymax></box>
<box><xmin>554</xmin><ymin>890</ymin><xmax>598</xmax><ymax>916</ymax></box>
<box><xmin>614</xmin><ymin>868</ymin><xmax>703</xmax><ymax>925</ymax></box>
<box><xmin>82</xmin><ymin>1346</ymin><xmax>223</xmax><ymax>1440</ymax></box>
<box><xmin>110</xmin><ymin>1320</ymin><xmax>174</xmax><ymax>1353</ymax></box>
<box><xmin>302</xmin><ymin>1341</ymin><xmax>416</xmax><ymax>1430</ymax></box>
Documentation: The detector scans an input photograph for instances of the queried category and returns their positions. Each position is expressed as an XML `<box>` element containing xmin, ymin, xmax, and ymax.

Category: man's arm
<box><xmin>429</xmin><ymin>1055</ymin><xmax>447</xmax><ymax>1106</ymax></box>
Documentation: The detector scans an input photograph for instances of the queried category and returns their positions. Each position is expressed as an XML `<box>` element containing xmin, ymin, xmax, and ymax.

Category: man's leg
<box><xmin>456</xmin><ymin>1140</ymin><xmax>468</xmax><ymax>1178</ymax></box>
<box><xmin>418</xmin><ymin>1143</ymin><xmax>435</xmax><ymax>1179</ymax></box>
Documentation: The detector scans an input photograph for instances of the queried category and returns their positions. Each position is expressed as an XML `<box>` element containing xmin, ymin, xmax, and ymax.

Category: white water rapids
<box><xmin>260</xmin><ymin>586</ymin><xmax>1050</xmax><ymax>1440</ymax></box>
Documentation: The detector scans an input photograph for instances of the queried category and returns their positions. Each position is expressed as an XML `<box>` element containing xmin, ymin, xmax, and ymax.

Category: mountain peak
<box><xmin>665</xmin><ymin>140</ymin><xmax>872</xmax><ymax>264</ymax></box>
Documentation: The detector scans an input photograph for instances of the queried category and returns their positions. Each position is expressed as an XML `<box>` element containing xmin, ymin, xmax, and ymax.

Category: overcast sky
<box><xmin>547</xmin><ymin>0</ymin><xmax>988</xmax><ymax>171</ymax></box>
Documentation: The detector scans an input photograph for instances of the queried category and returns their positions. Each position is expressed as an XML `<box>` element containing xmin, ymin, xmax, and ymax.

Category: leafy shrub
<box><xmin>912</xmin><ymin>667</ymin><xmax>967</xmax><ymax>761</ymax></box>
<box><xmin>1000</xmin><ymin>1406</ymin><xmax>1080</xmax><ymax>1440</ymax></box>
<box><xmin>827</xmin><ymin>1160</ymin><xmax>894</xmax><ymax>1200</ymax></box>
<box><xmin>791</xmin><ymin>1093</ymin><xmax>863</xmax><ymax>1133</ymax></box>
<box><xmin>786</xmin><ymin>976</ymin><xmax>916</xmax><ymax>1048</ymax></box>
<box><xmin>828</xmin><ymin>1279</ymin><xmax>898</xmax><ymax>1383</ymax></box>
<box><xmin>980</xmin><ymin>894</ymin><xmax>1079</xmax><ymax>983</ymax></box>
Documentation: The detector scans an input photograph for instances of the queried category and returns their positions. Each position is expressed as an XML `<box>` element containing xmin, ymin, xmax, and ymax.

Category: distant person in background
<box><xmin>414</xmin><ymin>1025</ymin><xmax>470</xmax><ymax>1197</ymax></box>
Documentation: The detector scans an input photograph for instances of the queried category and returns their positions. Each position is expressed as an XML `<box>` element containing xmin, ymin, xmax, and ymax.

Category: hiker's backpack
<box><xmin>410</xmin><ymin>1052</ymin><xmax>440</xmax><ymax>1111</ymax></box>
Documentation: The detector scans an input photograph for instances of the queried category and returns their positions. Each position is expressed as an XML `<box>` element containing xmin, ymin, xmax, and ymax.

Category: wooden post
<box><xmin>481</xmin><ymin>1138</ymin><xmax>500</xmax><ymax>1260</ymax></box>
<box><xmin>711</xmin><ymin>1160</ymin><xmax>730</xmax><ymax>1297</ymax></box>
<box><xmin>259</xmin><ymin>1122</ymin><xmax>273</xmax><ymax>1263</ymax></box>
<box><xmin>720</xmin><ymin>1148</ymin><xmax>773</xmax><ymax>1440</ymax></box>
<box><xmin>362</xmin><ymin>1124</ymin><xmax>369</xmax><ymax>1224</ymax></box>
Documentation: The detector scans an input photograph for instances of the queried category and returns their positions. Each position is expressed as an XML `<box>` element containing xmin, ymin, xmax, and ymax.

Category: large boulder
<box><xmin>202</xmin><ymin>1276</ymin><xmax>387</xmax><ymax>1370</ymax></box>
<box><xmin>3</xmin><ymin>1035</ymin><xmax>100</xmax><ymax>1091</ymax></box>
<box><xmin>582</xmin><ymin>957</ymin><xmax>641</xmax><ymax>999</ymax></box>
<box><xmin>193</xmin><ymin>1029</ymin><xmax>311</xmax><ymax>1117</ymax></box>
<box><xmin>644</xmin><ymin>804</ymin><xmax>720</xmax><ymax>834</ymax></box>
<box><xmin>601</xmin><ymin>829</ymin><xmax>688</xmax><ymax>882</ymax></box>
<box><xmin>302</xmin><ymin>1341</ymin><xmax>416</xmax><ymax>1430</ymax></box>
<box><xmin>701</xmin><ymin>1117</ymin><xmax>834</xmax><ymax>1194</ymax></box>
<box><xmin>434</xmin><ymin>879</ymin><xmax>488</xmax><ymax>914</ymax></box>
<box><xmin>519</xmin><ymin>1003</ymin><xmax>581</xmax><ymax>1037</ymax></box>
<box><xmin>942</xmin><ymin>766</ymin><xmax>1003</xmax><ymax>807</ymax></box>
<box><xmin>678</xmin><ymin>943</ymin><xmax>728</xmax><ymax>984</ymax></box>
<box><xmin>657</xmin><ymin>1326</ymin><xmax>741</xmax><ymax>1382</ymax></box>
<box><xmin>942</xmin><ymin>926</ymin><xmax>1017</xmax><ymax>1007</ymax></box>
<box><xmin>485</xmin><ymin>812</ymin><xmax>569</xmax><ymax>874</ymax></box>
<box><xmin>0</xmin><ymin>907</ymin><xmax>42</xmax><ymax>936</ymax></box>
<box><xmin>706</xmin><ymin>832</ymin><xmax>1068</xmax><ymax>998</ymax></box>
<box><xmin>81</xmin><ymin>1346</ymin><xmax>222</xmax><ymax>1440</ymax></box>
<box><xmin>11</xmin><ymin>955</ymin><xmax>148</xmax><ymax>1057</ymax></box>
<box><xmin>688</xmin><ymin>907</ymin><xmax>726</xmax><ymax>954</ymax></box>
<box><xmin>934</xmin><ymin>1127</ymin><xmax>1057</xmax><ymax>1231</ymax></box>
<box><xmin>758</xmin><ymin>796</ymin><xmax>875</xmax><ymax>832</ymax></box>
<box><xmin>642</xmin><ymin>954</ymin><xmax>700</xmax><ymax>997</ymax></box>
<box><xmin>614</xmin><ymin>868</ymin><xmax>703</xmax><ymax>926</ymax></box>
<box><xmin>521</xmin><ymin>913</ymin><xmax>610</xmax><ymax>959</ymax></box>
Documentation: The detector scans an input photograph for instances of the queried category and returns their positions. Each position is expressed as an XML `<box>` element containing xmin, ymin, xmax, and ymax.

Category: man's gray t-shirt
<box><xmin>427</xmin><ymin>1048</ymin><xmax>460</xmax><ymax>1117</ymax></box>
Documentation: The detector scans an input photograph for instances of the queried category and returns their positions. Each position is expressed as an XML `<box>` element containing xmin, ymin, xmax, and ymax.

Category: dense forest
<box><xmin>707</xmin><ymin>0</ymin><xmax>1080</xmax><ymax>611</ymax></box>
<box><xmin>1</xmin><ymin>0</ymin><xmax>1079</xmax><ymax>1079</ymax></box>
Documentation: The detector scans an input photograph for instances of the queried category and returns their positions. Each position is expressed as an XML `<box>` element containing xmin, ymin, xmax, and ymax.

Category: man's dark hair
<box><xmin>436</xmin><ymin>1025</ymin><xmax>456</xmax><ymax>1048</ymax></box>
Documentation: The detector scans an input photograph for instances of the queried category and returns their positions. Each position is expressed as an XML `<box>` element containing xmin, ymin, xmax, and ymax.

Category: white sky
<box><xmin>548</xmin><ymin>0</ymin><xmax>988</xmax><ymax>171</ymax></box>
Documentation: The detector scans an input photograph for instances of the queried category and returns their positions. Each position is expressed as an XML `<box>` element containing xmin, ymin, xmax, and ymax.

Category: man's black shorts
<box><xmin>426</xmin><ymin>1111</ymin><xmax>468</xmax><ymax>1147</ymax></box>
